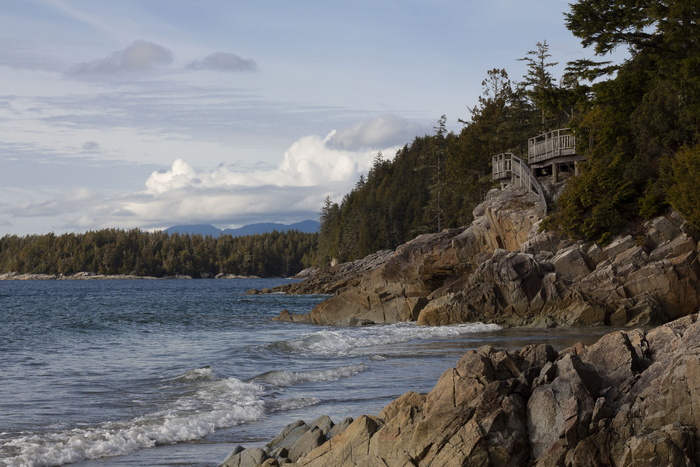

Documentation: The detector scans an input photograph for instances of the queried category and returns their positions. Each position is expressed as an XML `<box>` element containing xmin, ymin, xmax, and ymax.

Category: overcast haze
<box><xmin>1</xmin><ymin>0</ymin><xmax>614</xmax><ymax>235</ymax></box>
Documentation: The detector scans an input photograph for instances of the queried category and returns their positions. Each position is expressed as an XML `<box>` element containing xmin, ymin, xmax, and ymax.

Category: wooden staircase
<box><xmin>492</xmin><ymin>152</ymin><xmax>548</xmax><ymax>213</ymax></box>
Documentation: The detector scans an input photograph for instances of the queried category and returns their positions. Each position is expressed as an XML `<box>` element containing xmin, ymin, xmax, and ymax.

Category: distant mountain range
<box><xmin>164</xmin><ymin>220</ymin><xmax>320</xmax><ymax>237</ymax></box>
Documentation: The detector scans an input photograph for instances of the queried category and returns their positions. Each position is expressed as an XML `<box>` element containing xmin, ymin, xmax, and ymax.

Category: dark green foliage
<box><xmin>668</xmin><ymin>144</ymin><xmax>700</xmax><ymax>229</ymax></box>
<box><xmin>518</xmin><ymin>40</ymin><xmax>570</xmax><ymax>131</ymax></box>
<box><xmin>0</xmin><ymin>228</ymin><xmax>317</xmax><ymax>278</ymax></box>
<box><xmin>546</xmin><ymin>0</ymin><xmax>700</xmax><ymax>242</ymax></box>
<box><xmin>319</xmin><ymin>2</ymin><xmax>700</xmax><ymax>253</ymax></box>
<box><xmin>315</xmin><ymin>141</ymin><xmax>441</xmax><ymax>264</ymax></box>
<box><xmin>316</xmin><ymin>69</ymin><xmax>542</xmax><ymax>264</ymax></box>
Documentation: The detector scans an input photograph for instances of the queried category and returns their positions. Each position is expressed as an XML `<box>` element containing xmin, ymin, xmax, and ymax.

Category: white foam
<box><xmin>0</xmin><ymin>377</ymin><xmax>265</xmax><ymax>467</ymax></box>
<box><xmin>252</xmin><ymin>363</ymin><xmax>368</xmax><ymax>387</ymax></box>
<box><xmin>175</xmin><ymin>365</ymin><xmax>217</xmax><ymax>382</ymax></box>
<box><xmin>276</xmin><ymin>322</ymin><xmax>501</xmax><ymax>357</ymax></box>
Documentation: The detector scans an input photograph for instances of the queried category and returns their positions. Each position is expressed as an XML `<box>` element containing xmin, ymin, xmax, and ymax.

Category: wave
<box><xmin>267</xmin><ymin>322</ymin><xmax>501</xmax><ymax>357</ymax></box>
<box><xmin>251</xmin><ymin>363</ymin><xmax>368</xmax><ymax>387</ymax></box>
<box><xmin>0</xmin><ymin>377</ymin><xmax>265</xmax><ymax>467</ymax></box>
<box><xmin>266</xmin><ymin>397</ymin><xmax>321</xmax><ymax>413</ymax></box>
<box><xmin>173</xmin><ymin>365</ymin><xmax>218</xmax><ymax>383</ymax></box>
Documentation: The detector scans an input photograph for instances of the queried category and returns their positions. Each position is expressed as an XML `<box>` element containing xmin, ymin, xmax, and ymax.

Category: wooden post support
<box><xmin>552</xmin><ymin>162</ymin><xmax>559</xmax><ymax>184</ymax></box>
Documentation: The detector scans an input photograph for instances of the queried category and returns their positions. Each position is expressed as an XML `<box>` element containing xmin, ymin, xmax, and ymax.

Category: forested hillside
<box><xmin>0</xmin><ymin>229</ymin><xmax>317</xmax><ymax>278</ymax></box>
<box><xmin>316</xmin><ymin>44</ymin><xmax>570</xmax><ymax>264</ymax></box>
<box><xmin>4</xmin><ymin>1</ymin><xmax>697</xmax><ymax>276</ymax></box>
<box><xmin>546</xmin><ymin>0</ymin><xmax>700</xmax><ymax>242</ymax></box>
<box><xmin>316</xmin><ymin>0</ymin><xmax>700</xmax><ymax>264</ymax></box>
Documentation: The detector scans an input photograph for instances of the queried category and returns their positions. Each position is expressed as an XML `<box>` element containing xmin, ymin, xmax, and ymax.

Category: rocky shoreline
<box><xmin>267</xmin><ymin>185</ymin><xmax>699</xmax><ymax>329</ymax></box>
<box><xmin>223</xmin><ymin>184</ymin><xmax>700</xmax><ymax>465</ymax></box>
<box><xmin>221</xmin><ymin>313</ymin><xmax>700</xmax><ymax>466</ymax></box>
<box><xmin>0</xmin><ymin>272</ymin><xmax>261</xmax><ymax>280</ymax></box>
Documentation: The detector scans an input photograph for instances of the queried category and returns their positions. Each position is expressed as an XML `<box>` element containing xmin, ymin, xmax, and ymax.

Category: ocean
<box><xmin>0</xmin><ymin>278</ymin><xmax>610</xmax><ymax>467</ymax></box>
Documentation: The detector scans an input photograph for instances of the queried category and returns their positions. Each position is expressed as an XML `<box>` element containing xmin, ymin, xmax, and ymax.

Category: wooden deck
<box><xmin>491</xmin><ymin>128</ymin><xmax>586</xmax><ymax>210</ymax></box>
<box><xmin>528</xmin><ymin>128</ymin><xmax>577</xmax><ymax>166</ymax></box>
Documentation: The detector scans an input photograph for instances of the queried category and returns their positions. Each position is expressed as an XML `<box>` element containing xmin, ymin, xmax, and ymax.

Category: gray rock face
<box><xmin>220</xmin><ymin>415</ymin><xmax>353</xmax><ymax>467</ymax></box>
<box><xmin>222</xmin><ymin>314</ymin><xmax>700</xmax><ymax>466</ymax></box>
<box><xmin>270</xmin><ymin>185</ymin><xmax>700</xmax><ymax>328</ymax></box>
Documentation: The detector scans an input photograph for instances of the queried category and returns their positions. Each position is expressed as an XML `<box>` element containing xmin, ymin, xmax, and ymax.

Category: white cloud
<box><xmin>187</xmin><ymin>52</ymin><xmax>258</xmax><ymax>72</ymax></box>
<box><xmin>144</xmin><ymin>115</ymin><xmax>418</xmax><ymax>197</ymax></box>
<box><xmin>326</xmin><ymin>114</ymin><xmax>427</xmax><ymax>151</ymax></box>
<box><xmin>81</xmin><ymin>119</ymin><xmax>412</xmax><ymax>230</ymax></box>
<box><xmin>146</xmin><ymin>159</ymin><xmax>201</xmax><ymax>194</ymax></box>
<box><xmin>0</xmin><ymin>111</ymin><xmax>424</xmax><ymax>233</ymax></box>
<box><xmin>73</xmin><ymin>40</ymin><xmax>174</xmax><ymax>74</ymax></box>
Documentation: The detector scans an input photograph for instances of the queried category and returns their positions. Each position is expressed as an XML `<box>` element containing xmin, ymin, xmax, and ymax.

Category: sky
<box><xmin>0</xmin><ymin>0</ymin><xmax>620</xmax><ymax>236</ymax></box>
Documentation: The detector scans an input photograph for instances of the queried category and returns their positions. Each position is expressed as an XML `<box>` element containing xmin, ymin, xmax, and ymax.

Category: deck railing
<box><xmin>492</xmin><ymin>152</ymin><xmax>512</xmax><ymax>180</ymax></box>
<box><xmin>492</xmin><ymin>152</ymin><xmax>547</xmax><ymax>212</ymax></box>
<box><xmin>528</xmin><ymin>128</ymin><xmax>576</xmax><ymax>165</ymax></box>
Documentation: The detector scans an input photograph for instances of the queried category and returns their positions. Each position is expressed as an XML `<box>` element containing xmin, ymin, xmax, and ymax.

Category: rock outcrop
<box><xmin>271</xmin><ymin>186</ymin><xmax>700</xmax><ymax>328</ymax></box>
<box><xmin>222</xmin><ymin>314</ymin><xmax>700</xmax><ymax>466</ymax></box>
<box><xmin>220</xmin><ymin>415</ymin><xmax>354</xmax><ymax>467</ymax></box>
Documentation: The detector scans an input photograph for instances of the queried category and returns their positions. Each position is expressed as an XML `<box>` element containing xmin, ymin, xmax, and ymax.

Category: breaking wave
<box><xmin>268</xmin><ymin>322</ymin><xmax>501</xmax><ymax>357</ymax></box>
<box><xmin>251</xmin><ymin>363</ymin><xmax>368</xmax><ymax>387</ymax></box>
<box><xmin>1</xmin><ymin>377</ymin><xmax>264</xmax><ymax>467</ymax></box>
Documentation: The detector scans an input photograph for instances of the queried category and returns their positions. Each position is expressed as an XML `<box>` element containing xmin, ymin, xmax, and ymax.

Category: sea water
<box><xmin>0</xmin><ymin>279</ymin><xmax>609</xmax><ymax>467</ymax></box>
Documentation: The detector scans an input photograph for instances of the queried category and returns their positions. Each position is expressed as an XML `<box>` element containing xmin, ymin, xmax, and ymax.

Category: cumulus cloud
<box><xmin>5</xmin><ymin>115</ymin><xmax>423</xmax><ymax>232</ymax></box>
<box><xmin>187</xmin><ymin>52</ymin><xmax>258</xmax><ymax>72</ymax></box>
<box><xmin>144</xmin><ymin>126</ymin><xmax>390</xmax><ymax>197</ymax></box>
<box><xmin>74</xmin><ymin>40</ymin><xmax>174</xmax><ymax>74</ymax></box>
<box><xmin>146</xmin><ymin>119</ymin><xmax>405</xmax><ymax>195</ymax></box>
<box><xmin>326</xmin><ymin>114</ymin><xmax>428</xmax><ymax>151</ymax></box>
<box><xmin>121</xmin><ymin>121</ymin><xmax>408</xmax><ymax>228</ymax></box>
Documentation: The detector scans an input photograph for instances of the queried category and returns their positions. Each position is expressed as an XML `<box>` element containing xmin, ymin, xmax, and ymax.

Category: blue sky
<box><xmin>0</xmin><ymin>0</ymin><xmax>621</xmax><ymax>235</ymax></box>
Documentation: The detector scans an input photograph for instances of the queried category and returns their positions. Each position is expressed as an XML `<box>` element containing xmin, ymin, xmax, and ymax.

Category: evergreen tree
<box><xmin>545</xmin><ymin>0</ymin><xmax>700</xmax><ymax>242</ymax></box>
<box><xmin>518</xmin><ymin>40</ymin><xmax>564</xmax><ymax>130</ymax></box>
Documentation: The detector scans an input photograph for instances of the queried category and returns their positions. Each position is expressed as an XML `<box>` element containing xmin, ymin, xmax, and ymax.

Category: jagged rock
<box><xmin>287</xmin><ymin>427</ymin><xmax>325</xmax><ymax>462</ymax></box>
<box><xmin>297</xmin><ymin>415</ymin><xmax>382</xmax><ymax>466</ymax></box>
<box><xmin>326</xmin><ymin>417</ymin><xmax>353</xmax><ymax>439</ymax></box>
<box><xmin>528</xmin><ymin>353</ymin><xmax>599</xmax><ymax>460</ymax></box>
<box><xmin>264</xmin><ymin>420</ymin><xmax>311</xmax><ymax>456</ymax></box>
<box><xmin>262</xmin><ymin>185</ymin><xmax>699</xmax><ymax>329</ymax></box>
<box><xmin>255</xmin><ymin>249</ymin><xmax>394</xmax><ymax>296</ymax></box>
<box><xmin>220</xmin><ymin>447</ymin><xmax>268</xmax><ymax>467</ymax></box>
<box><xmin>273</xmin><ymin>309</ymin><xmax>313</xmax><ymax>324</ymax></box>
<box><xmin>223</xmin><ymin>314</ymin><xmax>700</xmax><ymax>465</ymax></box>
<box><xmin>552</xmin><ymin>246</ymin><xmax>592</xmax><ymax>281</ymax></box>
<box><xmin>220</xmin><ymin>415</ymin><xmax>354</xmax><ymax>467</ymax></box>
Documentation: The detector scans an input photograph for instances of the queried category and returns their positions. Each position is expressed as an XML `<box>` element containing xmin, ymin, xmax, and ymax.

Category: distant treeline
<box><xmin>0</xmin><ymin>228</ymin><xmax>317</xmax><ymax>278</ymax></box>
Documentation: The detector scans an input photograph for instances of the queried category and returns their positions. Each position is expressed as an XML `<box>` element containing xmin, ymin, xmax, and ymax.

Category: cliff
<box><xmin>270</xmin><ymin>185</ymin><xmax>700</xmax><ymax>328</ymax></box>
<box><xmin>222</xmin><ymin>313</ymin><xmax>700</xmax><ymax>466</ymax></box>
